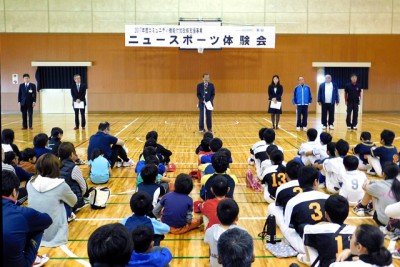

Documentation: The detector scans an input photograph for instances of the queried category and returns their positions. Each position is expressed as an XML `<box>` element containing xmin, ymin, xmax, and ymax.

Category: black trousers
<box><xmin>296</xmin><ymin>105</ymin><xmax>309</xmax><ymax>127</ymax></box>
<box><xmin>321</xmin><ymin>103</ymin><xmax>335</xmax><ymax>126</ymax></box>
<box><xmin>199</xmin><ymin>104</ymin><xmax>212</xmax><ymax>131</ymax></box>
<box><xmin>20</xmin><ymin>104</ymin><xmax>33</xmax><ymax>128</ymax></box>
<box><xmin>74</xmin><ymin>107</ymin><xmax>86</xmax><ymax>128</ymax></box>
<box><xmin>109</xmin><ymin>145</ymin><xmax>129</xmax><ymax>168</ymax></box>
<box><xmin>346</xmin><ymin>102</ymin><xmax>359</xmax><ymax>127</ymax></box>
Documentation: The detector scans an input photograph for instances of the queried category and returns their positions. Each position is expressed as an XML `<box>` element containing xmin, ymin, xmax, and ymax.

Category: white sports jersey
<box><xmin>298</xmin><ymin>141</ymin><xmax>320</xmax><ymax>165</ymax></box>
<box><xmin>323</xmin><ymin>157</ymin><xmax>346</xmax><ymax>193</ymax></box>
<box><xmin>330</xmin><ymin>261</ymin><xmax>394</xmax><ymax>267</ymax></box>
<box><xmin>339</xmin><ymin>170</ymin><xmax>367</xmax><ymax>205</ymax></box>
<box><xmin>313</xmin><ymin>144</ymin><xmax>329</xmax><ymax>161</ymax></box>
<box><xmin>251</xmin><ymin>140</ymin><xmax>268</xmax><ymax>178</ymax></box>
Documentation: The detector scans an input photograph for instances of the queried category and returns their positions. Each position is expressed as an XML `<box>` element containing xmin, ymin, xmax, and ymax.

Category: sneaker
<box><xmin>297</xmin><ymin>254</ymin><xmax>310</xmax><ymax>265</ymax></box>
<box><xmin>122</xmin><ymin>159</ymin><xmax>135</xmax><ymax>167</ymax></box>
<box><xmin>353</xmin><ymin>125</ymin><xmax>357</xmax><ymax>130</ymax></box>
<box><xmin>322</xmin><ymin>125</ymin><xmax>327</xmax><ymax>130</ymax></box>
<box><xmin>33</xmin><ymin>254</ymin><xmax>50</xmax><ymax>266</ymax></box>
<box><xmin>68</xmin><ymin>212</ymin><xmax>76</xmax><ymax>223</ymax></box>
<box><xmin>75</xmin><ymin>158</ymin><xmax>86</xmax><ymax>165</ymax></box>
<box><xmin>329</xmin><ymin>125</ymin><xmax>334</xmax><ymax>130</ymax></box>
<box><xmin>275</xmin><ymin>125</ymin><xmax>279</xmax><ymax>130</ymax></box>
<box><xmin>347</xmin><ymin>126</ymin><xmax>351</xmax><ymax>130</ymax></box>
<box><xmin>353</xmin><ymin>202</ymin><xmax>366</xmax><ymax>216</ymax></box>
<box><xmin>393</xmin><ymin>249</ymin><xmax>400</xmax><ymax>259</ymax></box>
<box><xmin>296</xmin><ymin>127</ymin><xmax>301</xmax><ymax>131</ymax></box>
<box><xmin>367</xmin><ymin>168</ymin><xmax>376</xmax><ymax>176</ymax></box>
<box><xmin>115</xmin><ymin>161</ymin><xmax>122</xmax><ymax>168</ymax></box>
<box><xmin>380</xmin><ymin>226</ymin><xmax>390</xmax><ymax>236</ymax></box>
<box><xmin>303</xmin><ymin>127</ymin><xmax>307</xmax><ymax>131</ymax></box>
<box><xmin>318</xmin><ymin>182</ymin><xmax>326</xmax><ymax>189</ymax></box>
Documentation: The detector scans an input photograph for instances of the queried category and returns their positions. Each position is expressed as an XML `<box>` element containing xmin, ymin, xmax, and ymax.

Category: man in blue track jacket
<box><xmin>292</xmin><ymin>76</ymin><xmax>312</xmax><ymax>131</ymax></box>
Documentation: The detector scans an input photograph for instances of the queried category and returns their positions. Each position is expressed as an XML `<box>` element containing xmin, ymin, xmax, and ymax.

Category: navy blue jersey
<box><xmin>262</xmin><ymin>164</ymin><xmax>287</xmax><ymax>199</ymax></box>
<box><xmin>353</xmin><ymin>141</ymin><xmax>375</xmax><ymax>164</ymax></box>
<box><xmin>372</xmin><ymin>145</ymin><xmax>399</xmax><ymax>166</ymax></box>
<box><xmin>137</xmin><ymin>183</ymin><xmax>165</xmax><ymax>208</ymax></box>
<box><xmin>275</xmin><ymin>180</ymin><xmax>302</xmax><ymax>211</ymax></box>
<box><xmin>304</xmin><ymin>223</ymin><xmax>355</xmax><ymax>267</ymax></box>
<box><xmin>284</xmin><ymin>190</ymin><xmax>329</xmax><ymax>236</ymax></box>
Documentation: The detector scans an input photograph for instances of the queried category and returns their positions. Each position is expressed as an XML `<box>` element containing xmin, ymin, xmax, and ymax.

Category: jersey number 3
<box><xmin>309</xmin><ymin>202</ymin><xmax>323</xmax><ymax>221</ymax></box>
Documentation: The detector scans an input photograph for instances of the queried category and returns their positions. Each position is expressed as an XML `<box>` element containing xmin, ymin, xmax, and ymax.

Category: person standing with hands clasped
<box><xmin>345</xmin><ymin>74</ymin><xmax>362</xmax><ymax>131</ymax></box>
<box><xmin>268</xmin><ymin>75</ymin><xmax>283</xmax><ymax>129</ymax></box>
<box><xmin>18</xmin><ymin>74</ymin><xmax>37</xmax><ymax>130</ymax></box>
<box><xmin>197</xmin><ymin>73</ymin><xmax>215</xmax><ymax>133</ymax></box>
<box><xmin>292</xmin><ymin>76</ymin><xmax>312</xmax><ymax>131</ymax></box>
<box><xmin>318</xmin><ymin>74</ymin><xmax>339</xmax><ymax>130</ymax></box>
<box><xmin>71</xmin><ymin>74</ymin><xmax>87</xmax><ymax>130</ymax></box>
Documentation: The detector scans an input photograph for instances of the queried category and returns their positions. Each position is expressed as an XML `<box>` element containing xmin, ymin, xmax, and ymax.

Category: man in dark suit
<box><xmin>18</xmin><ymin>74</ymin><xmax>37</xmax><ymax>130</ymax></box>
<box><xmin>197</xmin><ymin>73</ymin><xmax>215</xmax><ymax>132</ymax></box>
<box><xmin>71</xmin><ymin>74</ymin><xmax>87</xmax><ymax>130</ymax></box>
<box><xmin>317</xmin><ymin>74</ymin><xmax>339</xmax><ymax>130</ymax></box>
<box><xmin>344</xmin><ymin>74</ymin><xmax>362</xmax><ymax>130</ymax></box>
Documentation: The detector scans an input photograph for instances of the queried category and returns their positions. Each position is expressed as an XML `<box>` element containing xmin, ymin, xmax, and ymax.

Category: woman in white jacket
<box><xmin>27</xmin><ymin>153</ymin><xmax>77</xmax><ymax>247</ymax></box>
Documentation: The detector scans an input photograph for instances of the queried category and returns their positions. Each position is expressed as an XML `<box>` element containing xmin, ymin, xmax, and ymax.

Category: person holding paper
<box><xmin>292</xmin><ymin>76</ymin><xmax>313</xmax><ymax>131</ymax></box>
<box><xmin>267</xmin><ymin>75</ymin><xmax>283</xmax><ymax>129</ymax></box>
<box><xmin>197</xmin><ymin>73</ymin><xmax>215</xmax><ymax>133</ymax></box>
<box><xmin>71</xmin><ymin>74</ymin><xmax>87</xmax><ymax>130</ymax></box>
<box><xmin>18</xmin><ymin>74</ymin><xmax>37</xmax><ymax>130</ymax></box>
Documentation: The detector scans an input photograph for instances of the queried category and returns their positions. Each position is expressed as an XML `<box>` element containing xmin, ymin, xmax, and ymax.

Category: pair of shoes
<box><xmin>329</xmin><ymin>125</ymin><xmax>334</xmax><ymax>130</ymax></box>
<box><xmin>68</xmin><ymin>212</ymin><xmax>76</xmax><ymax>223</ymax></box>
<box><xmin>73</xmin><ymin>127</ymin><xmax>79</xmax><ymax>130</ymax></box>
<box><xmin>353</xmin><ymin>201</ymin><xmax>373</xmax><ymax>216</ymax></box>
<box><xmin>122</xmin><ymin>159</ymin><xmax>135</xmax><ymax>167</ymax></box>
<box><xmin>33</xmin><ymin>254</ymin><xmax>50</xmax><ymax>266</ymax></box>
<box><xmin>297</xmin><ymin>254</ymin><xmax>310</xmax><ymax>265</ymax></box>
<box><xmin>75</xmin><ymin>158</ymin><xmax>86</xmax><ymax>165</ymax></box>
<box><xmin>115</xmin><ymin>161</ymin><xmax>122</xmax><ymax>168</ymax></box>
<box><xmin>322</xmin><ymin>125</ymin><xmax>327</xmax><ymax>130</ymax></box>
<box><xmin>303</xmin><ymin>127</ymin><xmax>307</xmax><ymax>131</ymax></box>
<box><xmin>296</xmin><ymin>127</ymin><xmax>301</xmax><ymax>131</ymax></box>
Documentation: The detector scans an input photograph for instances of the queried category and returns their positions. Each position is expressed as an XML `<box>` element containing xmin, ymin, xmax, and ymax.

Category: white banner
<box><xmin>125</xmin><ymin>25</ymin><xmax>275</xmax><ymax>49</ymax></box>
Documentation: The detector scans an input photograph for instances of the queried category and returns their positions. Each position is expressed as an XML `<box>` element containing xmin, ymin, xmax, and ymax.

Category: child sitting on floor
<box><xmin>88</xmin><ymin>148</ymin><xmax>111</xmax><ymax>184</ymax></box>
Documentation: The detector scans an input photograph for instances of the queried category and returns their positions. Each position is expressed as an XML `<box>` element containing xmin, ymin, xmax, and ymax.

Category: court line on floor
<box><xmin>60</xmin><ymin>245</ymin><xmax>90</xmax><ymax>266</ymax></box>
<box><xmin>115</xmin><ymin>117</ymin><xmax>140</xmax><ymax>137</ymax></box>
<box><xmin>370</xmin><ymin>118</ymin><xmax>400</xmax><ymax>127</ymax></box>
<box><xmin>165</xmin><ymin>120</ymin><xmax>240</xmax><ymax>126</ymax></box>
<box><xmin>262</xmin><ymin>118</ymin><xmax>298</xmax><ymax>138</ymax></box>
<box><xmin>1</xmin><ymin>120</ymin><xmax>21</xmax><ymax>126</ymax></box>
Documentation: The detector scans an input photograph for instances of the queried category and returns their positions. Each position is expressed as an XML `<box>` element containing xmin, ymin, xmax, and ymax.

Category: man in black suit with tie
<box><xmin>18</xmin><ymin>74</ymin><xmax>37</xmax><ymax>130</ymax></box>
<box><xmin>71</xmin><ymin>74</ymin><xmax>87</xmax><ymax>130</ymax></box>
<box><xmin>197</xmin><ymin>73</ymin><xmax>215</xmax><ymax>132</ymax></box>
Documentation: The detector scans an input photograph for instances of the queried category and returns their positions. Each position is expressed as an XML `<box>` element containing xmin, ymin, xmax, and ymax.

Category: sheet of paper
<box><xmin>205</xmin><ymin>101</ymin><xmax>214</xmax><ymax>110</ymax></box>
<box><xmin>74</xmin><ymin>101</ymin><xmax>84</xmax><ymax>109</ymax></box>
<box><xmin>270</xmin><ymin>101</ymin><xmax>282</xmax><ymax>110</ymax></box>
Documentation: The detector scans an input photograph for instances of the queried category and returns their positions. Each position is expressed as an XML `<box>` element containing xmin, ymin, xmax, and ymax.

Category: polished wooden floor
<box><xmin>2</xmin><ymin>112</ymin><xmax>400</xmax><ymax>267</ymax></box>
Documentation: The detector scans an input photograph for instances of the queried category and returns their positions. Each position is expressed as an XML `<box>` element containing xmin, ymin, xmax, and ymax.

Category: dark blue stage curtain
<box><xmin>35</xmin><ymin>67</ymin><xmax>87</xmax><ymax>91</ymax></box>
<box><xmin>325</xmin><ymin>67</ymin><xmax>369</xmax><ymax>89</ymax></box>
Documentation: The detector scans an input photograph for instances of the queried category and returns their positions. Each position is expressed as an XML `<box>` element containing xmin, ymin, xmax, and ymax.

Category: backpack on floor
<box><xmin>88</xmin><ymin>187</ymin><xmax>110</xmax><ymax>209</ymax></box>
<box><xmin>246</xmin><ymin>169</ymin><xmax>262</xmax><ymax>192</ymax></box>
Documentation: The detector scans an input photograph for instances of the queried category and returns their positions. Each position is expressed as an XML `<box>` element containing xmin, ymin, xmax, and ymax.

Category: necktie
<box><xmin>77</xmin><ymin>84</ymin><xmax>80</xmax><ymax>92</ymax></box>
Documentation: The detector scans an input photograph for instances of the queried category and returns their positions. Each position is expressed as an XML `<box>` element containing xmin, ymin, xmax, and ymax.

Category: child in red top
<box><xmin>199</xmin><ymin>175</ymin><xmax>230</xmax><ymax>230</ymax></box>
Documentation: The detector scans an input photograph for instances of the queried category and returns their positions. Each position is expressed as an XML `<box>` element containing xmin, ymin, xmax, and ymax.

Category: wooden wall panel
<box><xmin>1</xmin><ymin>34</ymin><xmax>399</xmax><ymax>112</ymax></box>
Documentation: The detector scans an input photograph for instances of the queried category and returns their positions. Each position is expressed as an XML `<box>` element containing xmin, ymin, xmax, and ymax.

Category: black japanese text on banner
<box><xmin>125</xmin><ymin>25</ymin><xmax>275</xmax><ymax>49</ymax></box>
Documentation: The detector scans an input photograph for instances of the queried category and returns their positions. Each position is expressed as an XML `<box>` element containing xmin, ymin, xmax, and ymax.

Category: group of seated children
<box><xmin>252</xmin><ymin>125</ymin><xmax>399</xmax><ymax>266</ymax></box>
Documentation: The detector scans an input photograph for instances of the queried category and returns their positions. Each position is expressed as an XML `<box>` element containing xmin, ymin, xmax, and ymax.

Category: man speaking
<box><xmin>197</xmin><ymin>73</ymin><xmax>215</xmax><ymax>133</ymax></box>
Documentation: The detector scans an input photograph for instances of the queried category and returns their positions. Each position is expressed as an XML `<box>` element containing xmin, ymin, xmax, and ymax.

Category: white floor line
<box><xmin>165</xmin><ymin>120</ymin><xmax>240</xmax><ymax>126</ymax></box>
<box><xmin>60</xmin><ymin>245</ymin><xmax>91</xmax><ymax>266</ymax></box>
<box><xmin>262</xmin><ymin>118</ymin><xmax>298</xmax><ymax>139</ymax></box>
<box><xmin>115</xmin><ymin>117</ymin><xmax>140</xmax><ymax>137</ymax></box>
<box><xmin>132</xmin><ymin>136</ymin><xmax>295</xmax><ymax>140</ymax></box>
<box><xmin>1</xmin><ymin>120</ymin><xmax>21</xmax><ymax>126</ymax></box>
<box><xmin>371</xmin><ymin>118</ymin><xmax>400</xmax><ymax>127</ymax></box>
